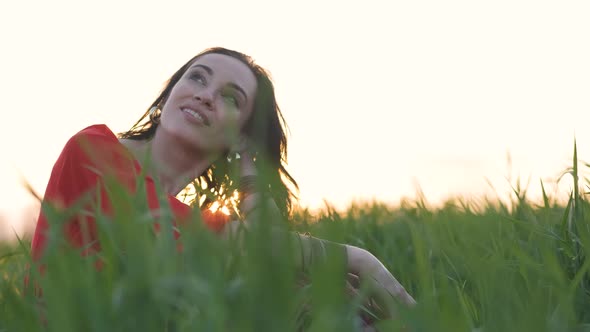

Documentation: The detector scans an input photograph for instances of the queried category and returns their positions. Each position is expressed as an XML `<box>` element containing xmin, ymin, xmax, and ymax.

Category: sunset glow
<box><xmin>1</xmin><ymin>0</ymin><xmax>589</xmax><ymax>241</ymax></box>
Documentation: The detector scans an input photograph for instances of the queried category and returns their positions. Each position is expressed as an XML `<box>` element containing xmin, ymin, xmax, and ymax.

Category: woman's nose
<box><xmin>194</xmin><ymin>89</ymin><xmax>214</xmax><ymax>109</ymax></box>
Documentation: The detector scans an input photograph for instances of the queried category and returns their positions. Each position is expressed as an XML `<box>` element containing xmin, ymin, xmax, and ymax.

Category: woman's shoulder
<box><xmin>70</xmin><ymin>124</ymin><xmax>118</xmax><ymax>144</ymax></box>
<box><xmin>61</xmin><ymin>124</ymin><xmax>121</xmax><ymax>153</ymax></box>
<box><xmin>59</xmin><ymin>124</ymin><xmax>135</xmax><ymax>170</ymax></box>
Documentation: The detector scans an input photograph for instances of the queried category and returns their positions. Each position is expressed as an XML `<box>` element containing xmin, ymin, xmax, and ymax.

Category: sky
<box><xmin>1</xmin><ymin>0</ymin><xmax>589</xmax><ymax>240</ymax></box>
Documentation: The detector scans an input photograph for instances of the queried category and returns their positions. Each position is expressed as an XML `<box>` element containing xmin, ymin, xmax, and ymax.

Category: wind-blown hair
<box><xmin>118</xmin><ymin>47</ymin><xmax>298</xmax><ymax>218</ymax></box>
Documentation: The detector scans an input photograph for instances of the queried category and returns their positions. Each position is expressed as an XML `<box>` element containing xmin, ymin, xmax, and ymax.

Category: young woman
<box><xmin>30</xmin><ymin>47</ymin><xmax>416</xmax><ymax>318</ymax></box>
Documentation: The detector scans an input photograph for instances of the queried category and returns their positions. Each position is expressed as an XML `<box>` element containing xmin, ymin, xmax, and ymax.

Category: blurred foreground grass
<box><xmin>2</xmin><ymin>149</ymin><xmax>590</xmax><ymax>331</ymax></box>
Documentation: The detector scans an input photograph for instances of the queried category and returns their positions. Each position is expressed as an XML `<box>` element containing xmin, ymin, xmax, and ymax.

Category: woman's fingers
<box><xmin>345</xmin><ymin>246</ymin><xmax>416</xmax><ymax>314</ymax></box>
<box><xmin>345</xmin><ymin>273</ymin><xmax>399</xmax><ymax>320</ymax></box>
<box><xmin>347</xmin><ymin>272</ymin><xmax>361</xmax><ymax>288</ymax></box>
<box><xmin>232</xmin><ymin>135</ymin><xmax>255</xmax><ymax>156</ymax></box>
<box><xmin>387</xmin><ymin>283</ymin><xmax>416</xmax><ymax>307</ymax></box>
<box><xmin>362</xmin><ymin>263</ymin><xmax>417</xmax><ymax>320</ymax></box>
<box><xmin>371</xmin><ymin>257</ymin><xmax>416</xmax><ymax>307</ymax></box>
<box><xmin>379</xmin><ymin>272</ymin><xmax>416</xmax><ymax>307</ymax></box>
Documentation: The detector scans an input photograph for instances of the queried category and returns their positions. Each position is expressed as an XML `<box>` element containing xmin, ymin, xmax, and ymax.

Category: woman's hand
<box><xmin>231</xmin><ymin>136</ymin><xmax>285</xmax><ymax>224</ymax></box>
<box><xmin>345</xmin><ymin>245</ymin><xmax>416</xmax><ymax>316</ymax></box>
<box><xmin>231</xmin><ymin>135</ymin><xmax>257</xmax><ymax>177</ymax></box>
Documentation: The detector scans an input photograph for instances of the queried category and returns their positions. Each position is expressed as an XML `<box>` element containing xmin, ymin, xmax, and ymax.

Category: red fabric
<box><xmin>30</xmin><ymin>124</ymin><xmax>229</xmax><ymax>262</ymax></box>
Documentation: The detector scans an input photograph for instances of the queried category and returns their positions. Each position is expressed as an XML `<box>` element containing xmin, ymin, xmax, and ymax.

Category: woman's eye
<box><xmin>222</xmin><ymin>95</ymin><xmax>239</xmax><ymax>107</ymax></box>
<box><xmin>190</xmin><ymin>73</ymin><xmax>206</xmax><ymax>85</ymax></box>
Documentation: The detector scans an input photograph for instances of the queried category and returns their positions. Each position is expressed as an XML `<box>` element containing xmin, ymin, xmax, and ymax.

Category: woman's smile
<box><xmin>181</xmin><ymin>107</ymin><xmax>209</xmax><ymax>126</ymax></box>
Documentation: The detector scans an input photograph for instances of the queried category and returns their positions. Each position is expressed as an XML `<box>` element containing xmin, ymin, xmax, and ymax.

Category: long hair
<box><xmin>118</xmin><ymin>47</ymin><xmax>298</xmax><ymax>218</ymax></box>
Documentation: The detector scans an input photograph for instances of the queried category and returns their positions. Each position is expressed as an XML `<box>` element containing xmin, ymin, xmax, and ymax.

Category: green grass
<box><xmin>2</xmin><ymin>147</ymin><xmax>590</xmax><ymax>331</ymax></box>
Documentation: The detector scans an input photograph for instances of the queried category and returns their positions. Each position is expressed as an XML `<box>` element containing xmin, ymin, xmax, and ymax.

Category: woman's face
<box><xmin>159</xmin><ymin>53</ymin><xmax>258</xmax><ymax>154</ymax></box>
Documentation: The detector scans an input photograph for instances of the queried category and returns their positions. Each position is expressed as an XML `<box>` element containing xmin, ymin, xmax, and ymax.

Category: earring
<box><xmin>149</xmin><ymin>106</ymin><xmax>162</xmax><ymax>124</ymax></box>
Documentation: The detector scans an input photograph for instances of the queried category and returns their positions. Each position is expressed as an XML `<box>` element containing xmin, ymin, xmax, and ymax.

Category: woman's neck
<box><xmin>122</xmin><ymin>131</ymin><xmax>218</xmax><ymax>196</ymax></box>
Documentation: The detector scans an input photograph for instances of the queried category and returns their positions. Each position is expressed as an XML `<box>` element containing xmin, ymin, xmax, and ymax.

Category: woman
<box><xmin>30</xmin><ymin>47</ymin><xmax>415</xmax><ymax>322</ymax></box>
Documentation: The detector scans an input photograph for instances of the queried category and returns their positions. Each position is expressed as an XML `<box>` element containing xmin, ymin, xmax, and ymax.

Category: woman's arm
<box><xmin>234</xmin><ymin>152</ymin><xmax>416</xmax><ymax>311</ymax></box>
<box><xmin>31</xmin><ymin>126</ymin><xmax>137</xmax><ymax>260</ymax></box>
<box><xmin>220</xmin><ymin>219</ymin><xmax>416</xmax><ymax>313</ymax></box>
<box><xmin>295</xmin><ymin>233</ymin><xmax>416</xmax><ymax>308</ymax></box>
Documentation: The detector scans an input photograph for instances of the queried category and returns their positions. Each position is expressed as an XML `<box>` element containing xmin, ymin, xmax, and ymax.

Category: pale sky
<box><xmin>1</xmin><ymin>0</ymin><xmax>589</xmax><ymax>240</ymax></box>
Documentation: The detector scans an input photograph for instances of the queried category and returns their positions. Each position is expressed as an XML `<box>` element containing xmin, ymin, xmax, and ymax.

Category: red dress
<box><xmin>30</xmin><ymin>124</ymin><xmax>229</xmax><ymax>261</ymax></box>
